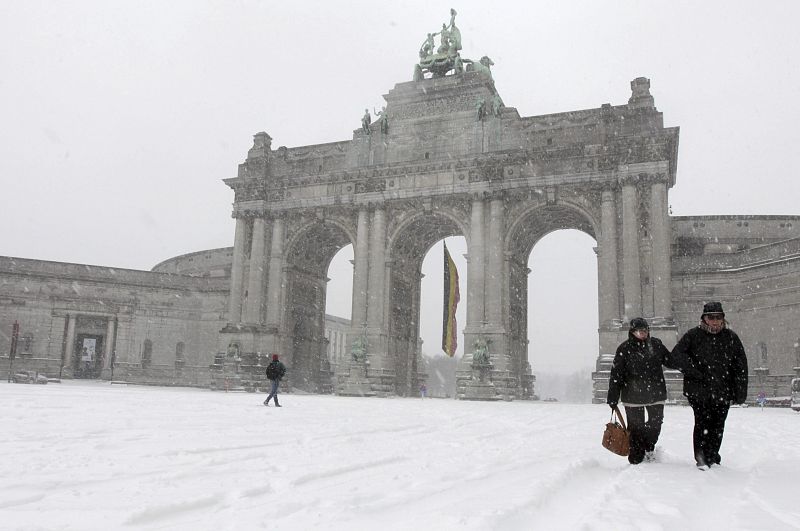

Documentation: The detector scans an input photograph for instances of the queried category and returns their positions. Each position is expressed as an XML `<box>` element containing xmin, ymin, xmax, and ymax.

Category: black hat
<box><xmin>702</xmin><ymin>302</ymin><xmax>725</xmax><ymax>317</ymax></box>
<box><xmin>629</xmin><ymin>317</ymin><xmax>649</xmax><ymax>331</ymax></box>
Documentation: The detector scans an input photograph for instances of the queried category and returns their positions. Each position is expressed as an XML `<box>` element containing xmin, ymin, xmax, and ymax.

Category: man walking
<box><xmin>264</xmin><ymin>353</ymin><xmax>287</xmax><ymax>407</ymax></box>
<box><xmin>672</xmin><ymin>302</ymin><xmax>748</xmax><ymax>470</ymax></box>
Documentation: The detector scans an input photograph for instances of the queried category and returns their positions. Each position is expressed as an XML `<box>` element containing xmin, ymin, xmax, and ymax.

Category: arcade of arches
<box><xmin>221</xmin><ymin>71</ymin><xmax>678</xmax><ymax>401</ymax></box>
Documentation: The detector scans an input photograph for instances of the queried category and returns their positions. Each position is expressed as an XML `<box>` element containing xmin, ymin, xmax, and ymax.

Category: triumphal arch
<box><xmin>219</xmin><ymin>11</ymin><xmax>679</xmax><ymax>400</ymax></box>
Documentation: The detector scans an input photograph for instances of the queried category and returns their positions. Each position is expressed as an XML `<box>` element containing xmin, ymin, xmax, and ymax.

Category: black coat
<box><xmin>607</xmin><ymin>333</ymin><xmax>675</xmax><ymax>407</ymax></box>
<box><xmin>266</xmin><ymin>360</ymin><xmax>286</xmax><ymax>381</ymax></box>
<box><xmin>672</xmin><ymin>326</ymin><xmax>748</xmax><ymax>404</ymax></box>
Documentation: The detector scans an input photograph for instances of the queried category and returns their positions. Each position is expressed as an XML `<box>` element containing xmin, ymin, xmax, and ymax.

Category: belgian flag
<box><xmin>441</xmin><ymin>243</ymin><xmax>460</xmax><ymax>357</ymax></box>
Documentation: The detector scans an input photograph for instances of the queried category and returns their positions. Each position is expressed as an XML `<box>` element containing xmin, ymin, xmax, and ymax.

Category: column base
<box><xmin>460</xmin><ymin>380</ymin><xmax>502</xmax><ymax>401</ymax></box>
<box><xmin>337</xmin><ymin>360</ymin><xmax>376</xmax><ymax>397</ymax></box>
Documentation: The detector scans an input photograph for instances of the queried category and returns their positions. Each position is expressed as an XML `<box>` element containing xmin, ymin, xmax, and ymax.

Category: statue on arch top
<box><xmin>415</xmin><ymin>8</ymin><xmax>466</xmax><ymax>80</ymax></box>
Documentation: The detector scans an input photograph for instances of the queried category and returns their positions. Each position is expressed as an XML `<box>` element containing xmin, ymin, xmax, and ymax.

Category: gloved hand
<box><xmin>608</xmin><ymin>402</ymin><xmax>617</xmax><ymax>409</ymax></box>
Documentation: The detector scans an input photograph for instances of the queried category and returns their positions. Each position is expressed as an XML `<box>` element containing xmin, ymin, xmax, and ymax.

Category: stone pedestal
<box><xmin>337</xmin><ymin>360</ymin><xmax>376</xmax><ymax>397</ymax></box>
<box><xmin>458</xmin><ymin>362</ymin><xmax>501</xmax><ymax>401</ymax></box>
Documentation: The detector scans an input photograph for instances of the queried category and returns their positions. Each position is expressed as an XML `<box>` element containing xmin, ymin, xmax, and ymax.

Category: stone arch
<box><xmin>503</xmin><ymin>201</ymin><xmax>599</xmax><ymax>399</ymax></box>
<box><xmin>388</xmin><ymin>207</ymin><xmax>470</xmax><ymax>255</ymax></box>
<box><xmin>385</xmin><ymin>209</ymin><xmax>467</xmax><ymax>396</ymax></box>
<box><xmin>282</xmin><ymin>219</ymin><xmax>355</xmax><ymax>392</ymax></box>
<box><xmin>505</xmin><ymin>201</ymin><xmax>599</xmax><ymax>258</ymax></box>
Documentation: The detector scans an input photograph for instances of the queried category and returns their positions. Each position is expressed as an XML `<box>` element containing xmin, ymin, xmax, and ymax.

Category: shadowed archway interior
<box><xmin>284</xmin><ymin>221</ymin><xmax>353</xmax><ymax>392</ymax></box>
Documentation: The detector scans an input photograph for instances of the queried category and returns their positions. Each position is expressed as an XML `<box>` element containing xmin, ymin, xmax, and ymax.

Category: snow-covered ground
<box><xmin>2</xmin><ymin>381</ymin><xmax>798</xmax><ymax>531</ymax></box>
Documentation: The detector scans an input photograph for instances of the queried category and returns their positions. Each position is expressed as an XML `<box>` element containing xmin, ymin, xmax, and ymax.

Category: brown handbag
<box><xmin>602</xmin><ymin>406</ymin><xmax>630</xmax><ymax>456</ymax></box>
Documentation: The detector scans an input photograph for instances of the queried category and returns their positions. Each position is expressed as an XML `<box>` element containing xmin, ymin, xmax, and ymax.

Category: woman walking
<box><xmin>606</xmin><ymin>318</ymin><xmax>679</xmax><ymax>464</ymax></box>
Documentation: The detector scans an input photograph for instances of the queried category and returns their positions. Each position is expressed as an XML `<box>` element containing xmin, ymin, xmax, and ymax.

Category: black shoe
<box><xmin>696</xmin><ymin>453</ymin><xmax>709</xmax><ymax>471</ymax></box>
<box><xmin>275</xmin><ymin>404</ymin><xmax>282</xmax><ymax>407</ymax></box>
<box><xmin>263</xmin><ymin>400</ymin><xmax>270</xmax><ymax>406</ymax></box>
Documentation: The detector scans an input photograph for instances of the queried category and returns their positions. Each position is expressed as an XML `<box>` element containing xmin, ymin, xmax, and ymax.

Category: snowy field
<box><xmin>1</xmin><ymin>381</ymin><xmax>798</xmax><ymax>531</ymax></box>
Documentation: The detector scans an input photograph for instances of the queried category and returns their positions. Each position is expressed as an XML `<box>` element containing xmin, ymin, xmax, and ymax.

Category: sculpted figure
<box><xmin>351</xmin><ymin>334</ymin><xmax>368</xmax><ymax>362</ymax></box>
<box><xmin>419</xmin><ymin>32</ymin><xmax>437</xmax><ymax>59</ymax></box>
<box><xmin>465</xmin><ymin>56</ymin><xmax>495</xmax><ymax>79</ymax></box>
<box><xmin>437</xmin><ymin>23</ymin><xmax>451</xmax><ymax>54</ymax></box>
<box><xmin>472</xmin><ymin>337</ymin><xmax>490</xmax><ymax>365</ymax></box>
<box><xmin>361</xmin><ymin>109</ymin><xmax>371</xmax><ymax>135</ymax></box>
<box><xmin>490</xmin><ymin>93</ymin><xmax>504</xmax><ymax>117</ymax></box>
<box><xmin>448</xmin><ymin>8</ymin><xmax>462</xmax><ymax>52</ymax></box>
<box><xmin>374</xmin><ymin>106</ymin><xmax>388</xmax><ymax>134</ymax></box>
<box><xmin>476</xmin><ymin>98</ymin><xmax>486</xmax><ymax>121</ymax></box>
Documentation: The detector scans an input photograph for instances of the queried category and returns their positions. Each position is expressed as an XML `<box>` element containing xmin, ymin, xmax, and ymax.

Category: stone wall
<box><xmin>0</xmin><ymin>255</ymin><xmax>227</xmax><ymax>386</ymax></box>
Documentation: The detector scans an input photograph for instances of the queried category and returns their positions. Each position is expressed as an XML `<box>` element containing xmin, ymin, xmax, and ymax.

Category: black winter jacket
<box><xmin>672</xmin><ymin>325</ymin><xmax>748</xmax><ymax>404</ymax></box>
<box><xmin>266</xmin><ymin>360</ymin><xmax>286</xmax><ymax>381</ymax></box>
<box><xmin>607</xmin><ymin>333</ymin><xmax>676</xmax><ymax>407</ymax></box>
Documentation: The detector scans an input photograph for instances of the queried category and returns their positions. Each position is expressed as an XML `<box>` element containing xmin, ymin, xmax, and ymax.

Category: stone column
<box><xmin>228</xmin><ymin>217</ymin><xmax>247</xmax><ymax>324</ymax></box>
<box><xmin>265</xmin><ymin>218</ymin><xmax>285</xmax><ymax>327</ymax></box>
<box><xmin>367</xmin><ymin>207</ymin><xmax>386</xmax><ymax>330</ymax></box>
<box><xmin>64</xmin><ymin>313</ymin><xmax>76</xmax><ymax>373</ymax></box>
<box><xmin>621</xmin><ymin>180</ymin><xmax>642</xmax><ymax>319</ymax></box>
<box><xmin>351</xmin><ymin>208</ymin><xmax>370</xmax><ymax>328</ymax></box>
<box><xmin>650</xmin><ymin>180</ymin><xmax>672</xmax><ymax>321</ymax></box>
<box><xmin>466</xmin><ymin>197</ymin><xmax>485</xmax><ymax>330</ymax></box>
<box><xmin>598</xmin><ymin>189</ymin><xmax>620</xmax><ymax>325</ymax></box>
<box><xmin>103</xmin><ymin>318</ymin><xmax>116</xmax><ymax>372</ymax></box>
<box><xmin>486</xmin><ymin>198</ymin><xmax>504</xmax><ymax>326</ymax></box>
<box><xmin>245</xmin><ymin>217</ymin><xmax>267</xmax><ymax>324</ymax></box>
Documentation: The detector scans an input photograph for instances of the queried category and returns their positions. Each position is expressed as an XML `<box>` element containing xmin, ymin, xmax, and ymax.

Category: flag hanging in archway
<box><xmin>442</xmin><ymin>242</ymin><xmax>460</xmax><ymax>357</ymax></box>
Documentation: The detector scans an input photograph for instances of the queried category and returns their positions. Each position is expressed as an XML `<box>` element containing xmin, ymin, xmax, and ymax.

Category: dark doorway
<box><xmin>74</xmin><ymin>334</ymin><xmax>104</xmax><ymax>379</ymax></box>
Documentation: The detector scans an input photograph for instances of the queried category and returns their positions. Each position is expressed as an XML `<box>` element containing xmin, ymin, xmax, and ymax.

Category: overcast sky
<box><xmin>3</xmin><ymin>1</ymin><xmax>799</xmax><ymax>373</ymax></box>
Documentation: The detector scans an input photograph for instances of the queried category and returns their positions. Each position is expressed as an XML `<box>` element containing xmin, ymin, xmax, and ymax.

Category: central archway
<box><xmin>387</xmin><ymin>209</ymin><xmax>467</xmax><ymax>396</ymax></box>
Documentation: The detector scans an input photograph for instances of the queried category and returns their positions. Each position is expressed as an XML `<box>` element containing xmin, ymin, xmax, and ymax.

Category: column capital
<box><xmin>618</xmin><ymin>174</ymin><xmax>641</xmax><ymax>187</ymax></box>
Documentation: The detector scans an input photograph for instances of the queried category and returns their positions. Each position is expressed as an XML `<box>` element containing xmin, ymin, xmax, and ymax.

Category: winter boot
<box><xmin>274</xmin><ymin>397</ymin><xmax>281</xmax><ymax>407</ymax></box>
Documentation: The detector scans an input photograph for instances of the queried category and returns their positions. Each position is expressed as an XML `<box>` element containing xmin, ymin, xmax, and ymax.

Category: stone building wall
<box><xmin>0</xmin><ymin>254</ymin><xmax>351</xmax><ymax>390</ymax></box>
<box><xmin>671</xmin><ymin>216</ymin><xmax>800</xmax><ymax>398</ymax></box>
<box><xmin>0</xmin><ymin>256</ymin><xmax>227</xmax><ymax>387</ymax></box>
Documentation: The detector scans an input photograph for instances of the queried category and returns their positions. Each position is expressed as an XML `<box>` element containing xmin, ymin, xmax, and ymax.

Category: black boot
<box><xmin>274</xmin><ymin>398</ymin><xmax>281</xmax><ymax>407</ymax></box>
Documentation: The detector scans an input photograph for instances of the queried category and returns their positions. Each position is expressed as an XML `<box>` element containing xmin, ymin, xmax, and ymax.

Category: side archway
<box><xmin>283</xmin><ymin>220</ymin><xmax>354</xmax><ymax>392</ymax></box>
<box><xmin>505</xmin><ymin>202</ymin><xmax>599</xmax><ymax>398</ymax></box>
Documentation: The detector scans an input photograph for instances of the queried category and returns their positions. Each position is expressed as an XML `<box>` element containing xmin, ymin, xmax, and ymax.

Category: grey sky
<box><xmin>2</xmin><ymin>1</ymin><xmax>799</xmax><ymax>373</ymax></box>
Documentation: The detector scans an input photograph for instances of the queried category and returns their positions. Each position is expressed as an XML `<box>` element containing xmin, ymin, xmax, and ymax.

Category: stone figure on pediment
<box><xmin>419</xmin><ymin>32</ymin><xmax>437</xmax><ymax>59</ymax></box>
<box><xmin>361</xmin><ymin>109</ymin><xmax>371</xmax><ymax>135</ymax></box>
<box><xmin>476</xmin><ymin>98</ymin><xmax>487</xmax><ymax>121</ymax></box>
<box><xmin>374</xmin><ymin>106</ymin><xmax>389</xmax><ymax>134</ymax></box>
<box><xmin>490</xmin><ymin>93</ymin><xmax>504</xmax><ymax>117</ymax></box>
<box><xmin>464</xmin><ymin>56</ymin><xmax>495</xmax><ymax>79</ymax></box>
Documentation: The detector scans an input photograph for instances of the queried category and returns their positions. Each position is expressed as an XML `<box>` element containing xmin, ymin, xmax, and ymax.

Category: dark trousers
<box><xmin>624</xmin><ymin>404</ymin><xmax>664</xmax><ymax>464</ymax></box>
<box><xmin>266</xmin><ymin>380</ymin><xmax>280</xmax><ymax>405</ymax></box>
<box><xmin>688</xmin><ymin>397</ymin><xmax>730</xmax><ymax>466</ymax></box>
